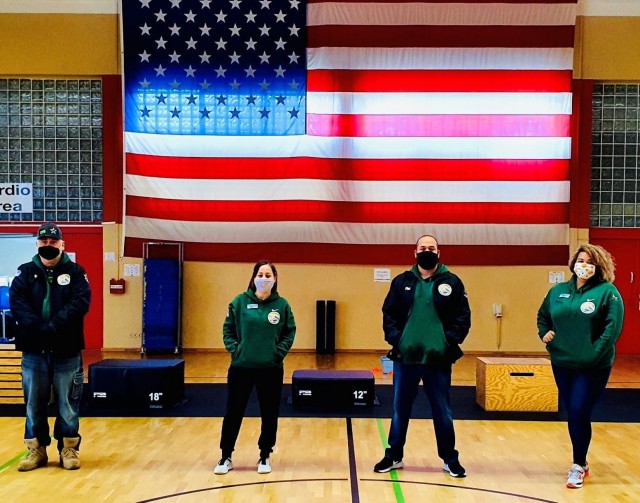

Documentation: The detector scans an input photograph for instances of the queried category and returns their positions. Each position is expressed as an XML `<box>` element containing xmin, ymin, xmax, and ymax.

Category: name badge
<box><xmin>559</xmin><ymin>293</ymin><xmax>570</xmax><ymax>298</ymax></box>
<box><xmin>247</xmin><ymin>304</ymin><xmax>259</xmax><ymax>309</ymax></box>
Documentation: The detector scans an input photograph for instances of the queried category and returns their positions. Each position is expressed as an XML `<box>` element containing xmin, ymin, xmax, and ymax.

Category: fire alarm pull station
<box><xmin>109</xmin><ymin>278</ymin><xmax>126</xmax><ymax>294</ymax></box>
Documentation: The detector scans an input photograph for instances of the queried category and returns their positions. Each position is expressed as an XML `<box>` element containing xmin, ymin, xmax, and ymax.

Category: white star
<box><xmin>170</xmin><ymin>80</ymin><xmax>181</xmax><ymax>89</ymax></box>
<box><xmin>274</xmin><ymin>65</ymin><xmax>286</xmax><ymax>78</ymax></box>
<box><xmin>229</xmin><ymin>0</ymin><xmax>242</xmax><ymax>9</ymax></box>
<box><xmin>215</xmin><ymin>38</ymin><xmax>227</xmax><ymax>50</ymax></box>
<box><xmin>155</xmin><ymin>10</ymin><xmax>167</xmax><ymax>22</ymax></box>
<box><xmin>169</xmin><ymin>0</ymin><xmax>182</xmax><ymax>8</ymax></box>
<box><xmin>229</xmin><ymin>52</ymin><xmax>241</xmax><ymax>64</ymax></box>
<box><xmin>200</xmin><ymin>23</ymin><xmax>211</xmax><ymax>36</ymax></box>
<box><xmin>185</xmin><ymin>65</ymin><xmax>197</xmax><ymax>77</ymax></box>
<box><xmin>229</xmin><ymin>24</ymin><xmax>241</xmax><ymax>37</ymax></box>
<box><xmin>245</xmin><ymin>66</ymin><xmax>256</xmax><ymax>78</ymax></box>
<box><xmin>140</xmin><ymin>23</ymin><xmax>152</xmax><ymax>36</ymax></box>
<box><xmin>288</xmin><ymin>52</ymin><xmax>299</xmax><ymax>64</ymax></box>
<box><xmin>140</xmin><ymin>0</ymin><xmax>152</xmax><ymax>8</ymax></box>
<box><xmin>185</xmin><ymin>37</ymin><xmax>197</xmax><ymax>50</ymax></box>
<box><xmin>200</xmin><ymin>0</ymin><xmax>212</xmax><ymax>8</ymax></box>
<box><xmin>259</xmin><ymin>0</ymin><xmax>271</xmax><ymax>9</ymax></box>
<box><xmin>245</xmin><ymin>10</ymin><xmax>257</xmax><ymax>23</ymax></box>
<box><xmin>289</xmin><ymin>0</ymin><xmax>300</xmax><ymax>10</ymax></box>
<box><xmin>215</xmin><ymin>10</ymin><xmax>227</xmax><ymax>23</ymax></box>
<box><xmin>289</xmin><ymin>24</ymin><xmax>300</xmax><ymax>37</ymax></box>
<box><xmin>139</xmin><ymin>50</ymin><xmax>151</xmax><ymax>62</ymax></box>
<box><xmin>139</xmin><ymin>78</ymin><xmax>151</xmax><ymax>88</ymax></box>
<box><xmin>275</xmin><ymin>10</ymin><xmax>286</xmax><ymax>23</ymax></box>
<box><xmin>199</xmin><ymin>79</ymin><xmax>211</xmax><ymax>90</ymax></box>
<box><xmin>154</xmin><ymin>65</ymin><xmax>166</xmax><ymax>76</ymax></box>
<box><xmin>185</xmin><ymin>10</ymin><xmax>196</xmax><ymax>22</ymax></box>
<box><xmin>169</xmin><ymin>23</ymin><xmax>181</xmax><ymax>36</ymax></box>
<box><xmin>169</xmin><ymin>51</ymin><xmax>181</xmax><ymax>63</ymax></box>
<box><xmin>258</xmin><ymin>51</ymin><xmax>270</xmax><ymax>64</ymax></box>
<box><xmin>215</xmin><ymin>66</ymin><xmax>227</xmax><ymax>78</ymax></box>
<box><xmin>155</xmin><ymin>37</ymin><xmax>167</xmax><ymax>49</ymax></box>
<box><xmin>289</xmin><ymin>79</ymin><xmax>299</xmax><ymax>90</ymax></box>
<box><xmin>258</xmin><ymin>24</ymin><xmax>270</xmax><ymax>37</ymax></box>
<box><xmin>274</xmin><ymin>38</ymin><xmax>286</xmax><ymax>50</ymax></box>
<box><xmin>199</xmin><ymin>51</ymin><xmax>211</xmax><ymax>64</ymax></box>
<box><xmin>230</xmin><ymin>79</ymin><xmax>241</xmax><ymax>90</ymax></box>
<box><xmin>245</xmin><ymin>38</ymin><xmax>257</xmax><ymax>50</ymax></box>
<box><xmin>259</xmin><ymin>79</ymin><xmax>270</xmax><ymax>90</ymax></box>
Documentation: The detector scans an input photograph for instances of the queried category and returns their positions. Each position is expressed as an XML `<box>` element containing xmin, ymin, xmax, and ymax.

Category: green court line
<box><xmin>0</xmin><ymin>451</ymin><xmax>26</xmax><ymax>474</ymax></box>
<box><xmin>376</xmin><ymin>418</ymin><xmax>405</xmax><ymax>503</ymax></box>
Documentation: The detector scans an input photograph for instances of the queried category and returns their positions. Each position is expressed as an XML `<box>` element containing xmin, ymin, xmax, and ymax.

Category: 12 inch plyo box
<box><xmin>292</xmin><ymin>369</ymin><xmax>375</xmax><ymax>407</ymax></box>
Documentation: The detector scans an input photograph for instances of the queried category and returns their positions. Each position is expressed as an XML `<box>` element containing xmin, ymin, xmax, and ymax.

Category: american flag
<box><xmin>123</xmin><ymin>0</ymin><xmax>578</xmax><ymax>265</ymax></box>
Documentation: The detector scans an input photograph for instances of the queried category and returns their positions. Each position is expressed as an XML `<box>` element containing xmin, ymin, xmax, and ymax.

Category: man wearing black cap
<box><xmin>9</xmin><ymin>222</ymin><xmax>91</xmax><ymax>471</ymax></box>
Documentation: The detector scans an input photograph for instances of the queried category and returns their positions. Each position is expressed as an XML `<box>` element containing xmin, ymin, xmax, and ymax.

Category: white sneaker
<box><xmin>214</xmin><ymin>457</ymin><xmax>233</xmax><ymax>475</ymax></box>
<box><xmin>567</xmin><ymin>464</ymin><xmax>585</xmax><ymax>488</ymax></box>
<box><xmin>257</xmin><ymin>457</ymin><xmax>271</xmax><ymax>474</ymax></box>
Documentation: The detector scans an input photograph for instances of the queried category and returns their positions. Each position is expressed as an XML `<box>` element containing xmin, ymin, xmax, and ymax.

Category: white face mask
<box><xmin>574</xmin><ymin>262</ymin><xmax>596</xmax><ymax>280</ymax></box>
<box><xmin>254</xmin><ymin>278</ymin><xmax>275</xmax><ymax>294</ymax></box>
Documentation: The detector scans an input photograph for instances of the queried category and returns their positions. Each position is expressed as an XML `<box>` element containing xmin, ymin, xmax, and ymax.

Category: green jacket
<box><xmin>223</xmin><ymin>289</ymin><xmax>296</xmax><ymax>368</ymax></box>
<box><xmin>537</xmin><ymin>276</ymin><xmax>624</xmax><ymax>370</ymax></box>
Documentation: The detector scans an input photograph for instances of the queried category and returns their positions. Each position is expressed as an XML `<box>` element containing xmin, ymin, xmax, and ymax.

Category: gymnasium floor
<box><xmin>0</xmin><ymin>352</ymin><xmax>638</xmax><ymax>502</ymax></box>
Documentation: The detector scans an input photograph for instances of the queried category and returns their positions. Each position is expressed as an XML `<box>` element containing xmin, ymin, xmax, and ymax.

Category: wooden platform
<box><xmin>0</xmin><ymin>349</ymin><xmax>22</xmax><ymax>405</ymax></box>
<box><xmin>475</xmin><ymin>357</ymin><xmax>558</xmax><ymax>412</ymax></box>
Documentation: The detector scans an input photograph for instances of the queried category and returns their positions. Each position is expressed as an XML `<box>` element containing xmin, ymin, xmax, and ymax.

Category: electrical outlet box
<box><xmin>492</xmin><ymin>303</ymin><xmax>503</xmax><ymax>318</ymax></box>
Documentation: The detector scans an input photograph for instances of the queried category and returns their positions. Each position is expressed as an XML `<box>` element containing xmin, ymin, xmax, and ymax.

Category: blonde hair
<box><xmin>569</xmin><ymin>244</ymin><xmax>616</xmax><ymax>283</ymax></box>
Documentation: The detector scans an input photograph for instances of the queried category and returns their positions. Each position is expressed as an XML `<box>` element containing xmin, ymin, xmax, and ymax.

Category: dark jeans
<box><xmin>386</xmin><ymin>361</ymin><xmax>458</xmax><ymax>464</ymax></box>
<box><xmin>219</xmin><ymin>365</ymin><xmax>284</xmax><ymax>458</ymax></box>
<box><xmin>21</xmin><ymin>352</ymin><xmax>84</xmax><ymax>451</ymax></box>
<box><xmin>552</xmin><ymin>364</ymin><xmax>611</xmax><ymax>466</ymax></box>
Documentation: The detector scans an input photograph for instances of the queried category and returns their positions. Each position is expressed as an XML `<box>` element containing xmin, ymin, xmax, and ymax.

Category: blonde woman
<box><xmin>537</xmin><ymin>244</ymin><xmax>624</xmax><ymax>489</ymax></box>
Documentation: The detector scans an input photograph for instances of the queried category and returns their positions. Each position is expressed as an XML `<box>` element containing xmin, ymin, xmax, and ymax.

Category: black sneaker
<box><xmin>373</xmin><ymin>456</ymin><xmax>404</xmax><ymax>473</ymax></box>
<box><xmin>443</xmin><ymin>461</ymin><xmax>466</xmax><ymax>478</ymax></box>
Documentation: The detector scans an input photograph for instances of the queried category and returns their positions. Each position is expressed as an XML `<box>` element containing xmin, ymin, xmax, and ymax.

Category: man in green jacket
<box><xmin>374</xmin><ymin>235</ymin><xmax>471</xmax><ymax>478</ymax></box>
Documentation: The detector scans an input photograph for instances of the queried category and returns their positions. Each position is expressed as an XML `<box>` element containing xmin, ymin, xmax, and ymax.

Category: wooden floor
<box><xmin>0</xmin><ymin>351</ymin><xmax>639</xmax><ymax>502</ymax></box>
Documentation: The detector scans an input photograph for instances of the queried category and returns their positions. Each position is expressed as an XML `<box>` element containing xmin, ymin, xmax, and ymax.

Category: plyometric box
<box><xmin>89</xmin><ymin>359</ymin><xmax>184</xmax><ymax>409</ymax></box>
<box><xmin>476</xmin><ymin>357</ymin><xmax>558</xmax><ymax>412</ymax></box>
<box><xmin>292</xmin><ymin>369</ymin><xmax>375</xmax><ymax>407</ymax></box>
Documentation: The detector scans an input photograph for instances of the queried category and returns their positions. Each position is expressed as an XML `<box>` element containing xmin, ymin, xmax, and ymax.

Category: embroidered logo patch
<box><xmin>57</xmin><ymin>274</ymin><xmax>71</xmax><ymax>285</ymax></box>
<box><xmin>580</xmin><ymin>301</ymin><xmax>596</xmax><ymax>314</ymax></box>
<box><xmin>438</xmin><ymin>284</ymin><xmax>452</xmax><ymax>296</ymax></box>
<box><xmin>268</xmin><ymin>311</ymin><xmax>280</xmax><ymax>324</ymax></box>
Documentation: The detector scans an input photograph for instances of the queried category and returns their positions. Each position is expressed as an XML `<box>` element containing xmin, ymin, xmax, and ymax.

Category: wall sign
<box><xmin>0</xmin><ymin>183</ymin><xmax>33</xmax><ymax>213</ymax></box>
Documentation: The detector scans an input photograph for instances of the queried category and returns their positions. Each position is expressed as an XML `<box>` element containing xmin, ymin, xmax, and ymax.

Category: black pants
<box><xmin>219</xmin><ymin>365</ymin><xmax>284</xmax><ymax>458</ymax></box>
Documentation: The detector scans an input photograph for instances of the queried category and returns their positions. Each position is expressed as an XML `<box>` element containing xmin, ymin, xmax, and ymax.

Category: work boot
<box><xmin>18</xmin><ymin>438</ymin><xmax>48</xmax><ymax>472</ymax></box>
<box><xmin>59</xmin><ymin>437</ymin><xmax>81</xmax><ymax>470</ymax></box>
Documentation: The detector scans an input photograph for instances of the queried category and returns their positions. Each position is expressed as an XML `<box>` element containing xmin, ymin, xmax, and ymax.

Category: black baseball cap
<box><xmin>37</xmin><ymin>222</ymin><xmax>63</xmax><ymax>240</ymax></box>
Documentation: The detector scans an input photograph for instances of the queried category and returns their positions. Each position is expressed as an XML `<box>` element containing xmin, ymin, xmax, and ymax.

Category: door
<box><xmin>590</xmin><ymin>229</ymin><xmax>640</xmax><ymax>355</ymax></box>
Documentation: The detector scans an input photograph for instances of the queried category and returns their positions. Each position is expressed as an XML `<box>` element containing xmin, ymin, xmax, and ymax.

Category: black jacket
<box><xmin>9</xmin><ymin>253</ymin><xmax>91</xmax><ymax>355</ymax></box>
<box><xmin>382</xmin><ymin>266</ymin><xmax>471</xmax><ymax>364</ymax></box>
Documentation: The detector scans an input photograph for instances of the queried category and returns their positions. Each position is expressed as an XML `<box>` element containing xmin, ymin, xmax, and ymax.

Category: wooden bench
<box><xmin>476</xmin><ymin>357</ymin><xmax>558</xmax><ymax>412</ymax></box>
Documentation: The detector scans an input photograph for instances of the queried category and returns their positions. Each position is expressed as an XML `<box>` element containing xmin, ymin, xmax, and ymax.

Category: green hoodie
<box><xmin>537</xmin><ymin>276</ymin><xmax>624</xmax><ymax>370</ymax></box>
<box><xmin>398</xmin><ymin>265</ymin><xmax>449</xmax><ymax>364</ymax></box>
<box><xmin>223</xmin><ymin>289</ymin><xmax>296</xmax><ymax>368</ymax></box>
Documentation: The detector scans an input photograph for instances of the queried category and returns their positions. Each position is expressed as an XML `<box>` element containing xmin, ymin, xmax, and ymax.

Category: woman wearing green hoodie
<box><xmin>537</xmin><ymin>244</ymin><xmax>624</xmax><ymax>490</ymax></box>
<box><xmin>214</xmin><ymin>260</ymin><xmax>296</xmax><ymax>476</ymax></box>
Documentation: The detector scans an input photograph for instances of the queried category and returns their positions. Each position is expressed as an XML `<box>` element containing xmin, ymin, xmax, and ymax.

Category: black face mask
<box><xmin>416</xmin><ymin>250</ymin><xmax>439</xmax><ymax>270</ymax></box>
<box><xmin>38</xmin><ymin>245</ymin><xmax>61</xmax><ymax>261</ymax></box>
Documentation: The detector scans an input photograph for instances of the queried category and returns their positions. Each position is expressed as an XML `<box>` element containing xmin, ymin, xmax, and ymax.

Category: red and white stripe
<box><xmin>124</xmin><ymin>0</ymin><xmax>578</xmax><ymax>265</ymax></box>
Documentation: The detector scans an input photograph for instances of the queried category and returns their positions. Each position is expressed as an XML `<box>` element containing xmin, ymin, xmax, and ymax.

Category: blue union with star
<box><xmin>122</xmin><ymin>0</ymin><xmax>306</xmax><ymax>136</ymax></box>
